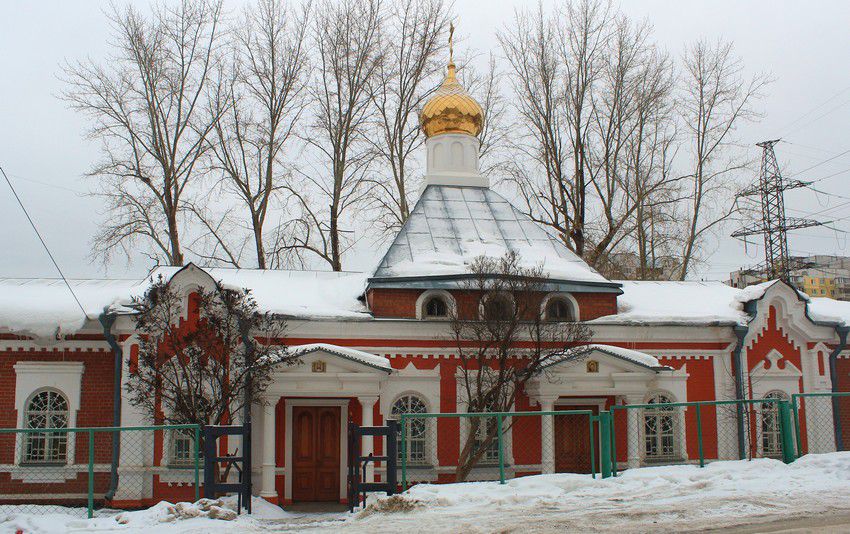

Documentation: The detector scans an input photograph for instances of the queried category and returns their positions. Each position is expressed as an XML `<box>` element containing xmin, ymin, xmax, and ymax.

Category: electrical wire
<box><xmin>777</xmin><ymin>84</ymin><xmax>850</xmax><ymax>135</ymax></box>
<box><xmin>0</xmin><ymin>165</ymin><xmax>87</xmax><ymax>317</ymax></box>
<box><xmin>785</xmin><ymin>147</ymin><xmax>850</xmax><ymax>180</ymax></box>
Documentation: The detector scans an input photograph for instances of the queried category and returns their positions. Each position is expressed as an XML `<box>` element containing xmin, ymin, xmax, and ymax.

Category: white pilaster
<box><xmin>625</xmin><ymin>395</ymin><xmax>643</xmax><ymax>469</ymax></box>
<box><xmin>260</xmin><ymin>396</ymin><xmax>278</xmax><ymax>500</ymax></box>
<box><xmin>359</xmin><ymin>396</ymin><xmax>379</xmax><ymax>482</ymax></box>
<box><xmin>539</xmin><ymin>397</ymin><xmax>557</xmax><ymax>474</ymax></box>
<box><xmin>113</xmin><ymin>339</ymin><xmax>153</xmax><ymax>504</ymax></box>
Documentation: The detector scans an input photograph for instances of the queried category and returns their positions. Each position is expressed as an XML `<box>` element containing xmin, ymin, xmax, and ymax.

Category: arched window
<box><xmin>761</xmin><ymin>391</ymin><xmax>787</xmax><ymax>459</ymax></box>
<box><xmin>23</xmin><ymin>390</ymin><xmax>69</xmax><ymax>464</ymax></box>
<box><xmin>471</xmin><ymin>415</ymin><xmax>500</xmax><ymax>464</ymax></box>
<box><xmin>643</xmin><ymin>393</ymin><xmax>678</xmax><ymax>462</ymax></box>
<box><xmin>424</xmin><ymin>296</ymin><xmax>448</xmax><ymax>318</ymax></box>
<box><xmin>482</xmin><ymin>293</ymin><xmax>513</xmax><ymax>321</ymax></box>
<box><xmin>391</xmin><ymin>395</ymin><xmax>429</xmax><ymax>466</ymax></box>
<box><xmin>545</xmin><ymin>298</ymin><xmax>574</xmax><ymax>322</ymax></box>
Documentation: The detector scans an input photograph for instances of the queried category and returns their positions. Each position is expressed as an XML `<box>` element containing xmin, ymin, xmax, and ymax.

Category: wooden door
<box><xmin>554</xmin><ymin>405</ymin><xmax>599</xmax><ymax>473</ymax></box>
<box><xmin>292</xmin><ymin>406</ymin><xmax>341</xmax><ymax>502</ymax></box>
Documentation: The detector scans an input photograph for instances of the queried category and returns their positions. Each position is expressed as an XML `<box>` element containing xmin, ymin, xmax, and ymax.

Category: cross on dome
<box><xmin>419</xmin><ymin>22</ymin><xmax>484</xmax><ymax>139</ymax></box>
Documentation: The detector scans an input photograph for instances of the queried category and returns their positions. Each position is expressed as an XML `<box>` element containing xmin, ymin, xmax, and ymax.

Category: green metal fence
<box><xmin>398</xmin><ymin>410</ymin><xmax>598</xmax><ymax>491</ymax></box>
<box><xmin>610</xmin><ymin>398</ymin><xmax>795</xmax><ymax>475</ymax></box>
<box><xmin>792</xmin><ymin>391</ymin><xmax>850</xmax><ymax>458</ymax></box>
<box><xmin>0</xmin><ymin>424</ymin><xmax>201</xmax><ymax>518</ymax></box>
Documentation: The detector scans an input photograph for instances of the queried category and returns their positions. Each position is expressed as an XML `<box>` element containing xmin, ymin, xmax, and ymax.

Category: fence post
<box><xmin>791</xmin><ymin>395</ymin><xmax>802</xmax><ymax>459</ymax></box>
<box><xmin>194</xmin><ymin>425</ymin><xmax>201</xmax><ymax>502</ymax></box>
<box><xmin>610</xmin><ymin>409</ymin><xmax>618</xmax><ymax>477</ymax></box>
<box><xmin>600</xmin><ymin>412</ymin><xmax>612</xmax><ymax>479</ymax></box>
<box><xmin>497</xmin><ymin>414</ymin><xmax>505</xmax><ymax>484</ymax></box>
<box><xmin>589</xmin><ymin>415</ymin><xmax>596</xmax><ymax>479</ymax></box>
<box><xmin>695</xmin><ymin>404</ymin><xmax>704</xmax><ymax>468</ymax></box>
<box><xmin>401</xmin><ymin>416</ymin><xmax>408</xmax><ymax>491</ymax></box>
<box><xmin>88</xmin><ymin>429</ymin><xmax>95</xmax><ymax>519</ymax></box>
<box><xmin>779</xmin><ymin>401</ymin><xmax>795</xmax><ymax>464</ymax></box>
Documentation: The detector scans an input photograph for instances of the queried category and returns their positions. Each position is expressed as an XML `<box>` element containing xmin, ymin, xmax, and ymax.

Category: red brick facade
<box><xmin>366</xmin><ymin>287</ymin><xmax>617</xmax><ymax>321</ymax></box>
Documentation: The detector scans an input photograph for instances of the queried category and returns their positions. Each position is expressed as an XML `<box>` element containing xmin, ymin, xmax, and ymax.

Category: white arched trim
<box><xmin>758</xmin><ymin>390</ymin><xmax>789</xmax><ymax>459</ymax></box>
<box><xmin>388</xmin><ymin>392</ymin><xmax>434</xmax><ymax>468</ymax></box>
<box><xmin>415</xmin><ymin>289</ymin><xmax>457</xmax><ymax>320</ymax></box>
<box><xmin>478</xmin><ymin>291</ymin><xmax>516</xmax><ymax>320</ymax></box>
<box><xmin>540</xmin><ymin>292</ymin><xmax>581</xmax><ymax>321</ymax></box>
<box><xmin>641</xmin><ymin>390</ymin><xmax>686</xmax><ymax>464</ymax></box>
<box><xmin>389</xmin><ymin>391</ymin><xmax>432</xmax><ymax>414</ymax></box>
<box><xmin>644</xmin><ymin>389</ymin><xmax>677</xmax><ymax>404</ymax></box>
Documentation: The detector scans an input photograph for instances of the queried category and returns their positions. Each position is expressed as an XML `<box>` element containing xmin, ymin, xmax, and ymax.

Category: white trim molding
<box><xmin>415</xmin><ymin>290</ymin><xmax>456</xmax><ymax>320</ymax></box>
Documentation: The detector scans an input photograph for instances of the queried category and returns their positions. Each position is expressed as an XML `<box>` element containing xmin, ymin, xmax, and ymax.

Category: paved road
<box><xmin>709</xmin><ymin>512</ymin><xmax>850</xmax><ymax>533</ymax></box>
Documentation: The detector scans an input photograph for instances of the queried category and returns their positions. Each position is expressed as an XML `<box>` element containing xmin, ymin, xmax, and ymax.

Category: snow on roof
<box><xmin>145</xmin><ymin>267</ymin><xmax>369</xmax><ymax>320</ymax></box>
<box><xmin>596</xmin><ymin>280</ymin><xmax>750</xmax><ymax>325</ymax></box>
<box><xmin>0</xmin><ymin>268</ymin><xmax>369</xmax><ymax>339</ymax></box>
<box><xmin>4</xmin><ymin>264</ymin><xmax>849</xmax><ymax>340</ymax></box>
<box><xmin>543</xmin><ymin>343</ymin><xmax>666</xmax><ymax>371</ymax></box>
<box><xmin>288</xmin><ymin>343</ymin><xmax>391</xmax><ymax>371</ymax></box>
<box><xmin>807</xmin><ymin>296</ymin><xmax>850</xmax><ymax>325</ymax></box>
<box><xmin>371</xmin><ymin>185</ymin><xmax>610</xmax><ymax>285</ymax></box>
<box><xmin>0</xmin><ymin>278</ymin><xmax>139</xmax><ymax>339</ymax></box>
<box><xmin>587</xmin><ymin>344</ymin><xmax>667</xmax><ymax>369</ymax></box>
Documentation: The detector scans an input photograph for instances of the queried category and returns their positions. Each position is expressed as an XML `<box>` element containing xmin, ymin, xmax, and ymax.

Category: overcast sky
<box><xmin>2</xmin><ymin>0</ymin><xmax>850</xmax><ymax>281</ymax></box>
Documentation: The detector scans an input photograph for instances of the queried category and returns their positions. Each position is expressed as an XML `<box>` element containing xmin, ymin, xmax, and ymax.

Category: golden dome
<box><xmin>420</xmin><ymin>61</ymin><xmax>484</xmax><ymax>138</ymax></box>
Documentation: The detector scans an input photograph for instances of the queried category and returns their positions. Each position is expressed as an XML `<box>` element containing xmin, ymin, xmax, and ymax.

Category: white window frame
<box><xmin>455</xmin><ymin>378</ymin><xmax>515</xmax><ymax>480</ymax></box>
<box><xmin>478</xmin><ymin>292</ymin><xmax>515</xmax><ymax>321</ymax></box>
<box><xmin>540</xmin><ymin>292</ymin><xmax>581</xmax><ymax>322</ymax></box>
<box><xmin>760</xmin><ymin>391</ymin><xmax>787</xmax><ymax>459</ymax></box>
<box><xmin>167</xmin><ymin>427</ymin><xmax>200</xmax><ymax>468</ymax></box>
<box><xmin>13</xmin><ymin>361</ymin><xmax>84</xmax><ymax>469</ymax></box>
<box><xmin>415</xmin><ymin>290</ymin><xmax>456</xmax><ymax>320</ymax></box>
<box><xmin>21</xmin><ymin>389</ymin><xmax>70</xmax><ymax>465</ymax></box>
<box><xmin>389</xmin><ymin>394</ymin><xmax>431</xmax><ymax>467</ymax></box>
<box><xmin>642</xmin><ymin>392</ymin><xmax>682</xmax><ymax>463</ymax></box>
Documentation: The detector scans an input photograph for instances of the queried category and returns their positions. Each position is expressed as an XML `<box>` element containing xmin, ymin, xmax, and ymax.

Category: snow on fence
<box><xmin>0</xmin><ymin>424</ymin><xmax>201</xmax><ymax>518</ymax></box>
<box><xmin>397</xmin><ymin>396</ymin><xmax>850</xmax><ymax>489</ymax></box>
<box><xmin>397</xmin><ymin>410</ymin><xmax>600</xmax><ymax>490</ymax></box>
<box><xmin>610</xmin><ymin>398</ymin><xmax>796</xmax><ymax>474</ymax></box>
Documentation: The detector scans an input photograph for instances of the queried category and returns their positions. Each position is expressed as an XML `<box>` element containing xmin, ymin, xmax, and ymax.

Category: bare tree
<box><xmin>284</xmin><ymin>0</ymin><xmax>383</xmax><ymax>271</ymax></box>
<box><xmin>126</xmin><ymin>275</ymin><xmax>293</xmax><ymax>427</ymax></box>
<box><xmin>677</xmin><ymin>39</ymin><xmax>768</xmax><ymax>279</ymax></box>
<box><xmin>365</xmin><ymin>0</ymin><xmax>448</xmax><ymax>235</ymax></box>
<box><xmin>63</xmin><ymin>0</ymin><xmax>226</xmax><ymax>266</ymax></box>
<box><xmin>499</xmin><ymin>0</ymin><xmax>612</xmax><ymax>260</ymax></box>
<box><xmin>450</xmin><ymin>252</ymin><xmax>592</xmax><ymax>481</ymax></box>
<box><xmin>198</xmin><ymin>0</ymin><xmax>311</xmax><ymax>269</ymax></box>
<box><xmin>461</xmin><ymin>54</ymin><xmax>508</xmax><ymax>176</ymax></box>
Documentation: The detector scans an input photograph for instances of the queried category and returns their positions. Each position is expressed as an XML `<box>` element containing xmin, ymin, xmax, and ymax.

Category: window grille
<box><xmin>23</xmin><ymin>390</ymin><xmax>69</xmax><ymax>464</ymax></box>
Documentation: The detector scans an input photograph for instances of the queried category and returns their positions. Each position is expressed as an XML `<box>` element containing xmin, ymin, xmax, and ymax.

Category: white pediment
<box><xmin>528</xmin><ymin>345</ymin><xmax>685</xmax><ymax>401</ymax></box>
<box><xmin>542</xmin><ymin>344</ymin><xmax>667</xmax><ymax>376</ymax></box>
<box><xmin>265</xmin><ymin>344</ymin><xmax>389</xmax><ymax>397</ymax></box>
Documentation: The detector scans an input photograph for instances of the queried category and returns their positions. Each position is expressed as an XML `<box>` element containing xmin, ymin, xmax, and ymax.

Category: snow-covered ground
<box><xmin>3</xmin><ymin>453</ymin><xmax>850</xmax><ymax>533</ymax></box>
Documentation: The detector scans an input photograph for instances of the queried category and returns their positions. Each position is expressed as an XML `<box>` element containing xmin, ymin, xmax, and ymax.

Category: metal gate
<box><xmin>347</xmin><ymin>420</ymin><xmax>399</xmax><ymax>511</ymax></box>
<box><xmin>203</xmin><ymin>423</ymin><xmax>252</xmax><ymax>514</ymax></box>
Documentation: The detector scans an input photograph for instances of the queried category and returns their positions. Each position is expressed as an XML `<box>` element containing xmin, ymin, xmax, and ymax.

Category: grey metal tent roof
<box><xmin>370</xmin><ymin>185</ymin><xmax>614</xmax><ymax>287</ymax></box>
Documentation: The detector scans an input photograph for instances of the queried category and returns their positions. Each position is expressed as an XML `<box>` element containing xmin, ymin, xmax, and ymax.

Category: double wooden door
<box><xmin>554</xmin><ymin>405</ymin><xmax>599</xmax><ymax>473</ymax></box>
<box><xmin>292</xmin><ymin>406</ymin><xmax>341</xmax><ymax>502</ymax></box>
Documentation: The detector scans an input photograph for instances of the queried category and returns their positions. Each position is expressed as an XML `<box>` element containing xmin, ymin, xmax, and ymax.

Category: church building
<box><xmin>1</xmin><ymin>52</ymin><xmax>849</xmax><ymax>508</ymax></box>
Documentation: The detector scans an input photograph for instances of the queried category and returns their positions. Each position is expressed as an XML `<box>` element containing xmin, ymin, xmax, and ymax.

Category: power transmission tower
<box><xmin>731</xmin><ymin>139</ymin><xmax>821</xmax><ymax>281</ymax></box>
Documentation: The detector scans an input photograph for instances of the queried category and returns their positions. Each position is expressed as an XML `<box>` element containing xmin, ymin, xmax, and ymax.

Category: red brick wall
<box><xmin>367</xmin><ymin>288</ymin><xmax>617</xmax><ymax>321</ymax></box>
<box><xmin>0</xmin><ymin>346</ymin><xmax>115</xmax><ymax>501</ymax></box>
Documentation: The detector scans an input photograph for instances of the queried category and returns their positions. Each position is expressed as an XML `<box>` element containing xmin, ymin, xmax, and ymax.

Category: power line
<box><xmin>789</xmin><ymin>147</ymin><xmax>850</xmax><ymax>180</ymax></box>
<box><xmin>731</xmin><ymin>140</ymin><xmax>822</xmax><ymax>280</ymax></box>
<box><xmin>1</xmin><ymin>165</ymin><xmax>87</xmax><ymax>317</ymax></box>
<box><xmin>777</xmin><ymin>84</ymin><xmax>850</xmax><ymax>135</ymax></box>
